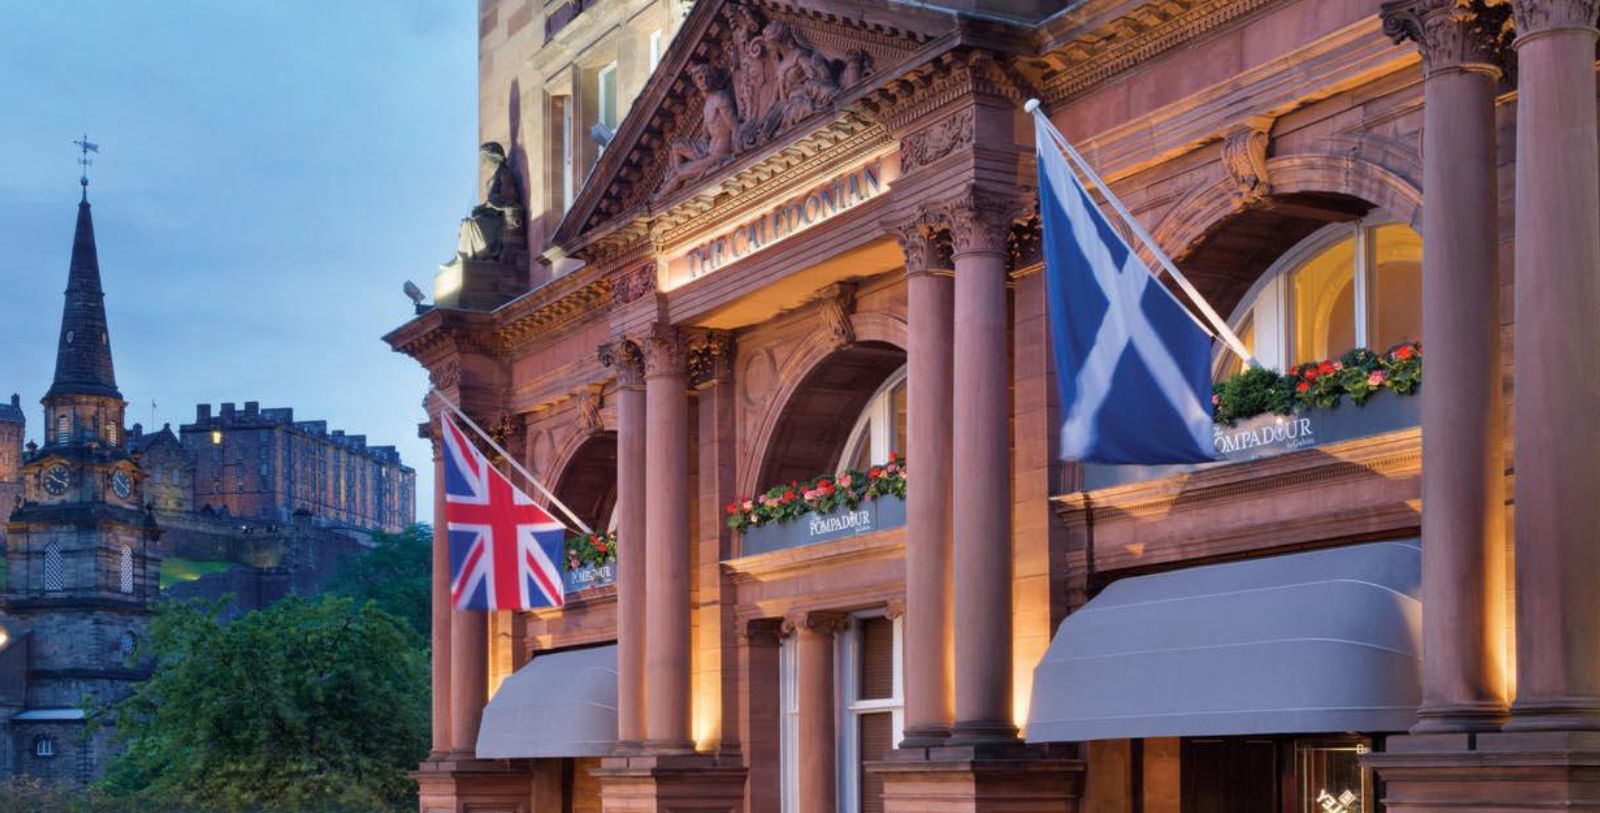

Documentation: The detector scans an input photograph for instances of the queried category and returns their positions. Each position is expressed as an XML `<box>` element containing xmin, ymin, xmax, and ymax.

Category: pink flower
<box><xmin>839</xmin><ymin>474</ymin><xmax>853</xmax><ymax>488</ymax></box>
<box><xmin>1333</xmin><ymin>361</ymin><xmax>1343</xmax><ymax>371</ymax></box>
<box><xmin>1367</xmin><ymin>370</ymin><xmax>1386</xmax><ymax>386</ymax></box>
<box><xmin>743</xmin><ymin>500</ymin><xmax>753</xmax><ymax>511</ymax></box>
<box><xmin>1211</xmin><ymin>393</ymin><xmax>1220</xmax><ymax>406</ymax></box>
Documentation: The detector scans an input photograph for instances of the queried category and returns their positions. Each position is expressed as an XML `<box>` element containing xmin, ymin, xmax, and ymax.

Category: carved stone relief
<box><xmin>811</xmin><ymin>283</ymin><xmax>858</xmax><ymax>350</ymax></box>
<box><xmin>901</xmin><ymin>109</ymin><xmax>975</xmax><ymax>173</ymax></box>
<box><xmin>1220</xmin><ymin>115</ymin><xmax>1274</xmax><ymax>209</ymax></box>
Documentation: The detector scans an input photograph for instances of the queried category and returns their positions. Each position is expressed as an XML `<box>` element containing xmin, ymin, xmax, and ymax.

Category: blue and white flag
<box><xmin>1034</xmin><ymin>113</ymin><xmax>1218</xmax><ymax>464</ymax></box>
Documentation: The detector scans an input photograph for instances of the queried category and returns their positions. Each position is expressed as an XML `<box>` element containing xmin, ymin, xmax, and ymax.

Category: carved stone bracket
<box><xmin>1510</xmin><ymin>0</ymin><xmax>1599</xmax><ymax>35</ymax></box>
<box><xmin>687</xmin><ymin>329</ymin><xmax>736</xmax><ymax>387</ymax></box>
<box><xmin>811</xmin><ymin>282</ymin><xmax>858</xmax><ymax>349</ymax></box>
<box><xmin>1219</xmin><ymin>115</ymin><xmax>1275</xmax><ymax>209</ymax></box>
<box><xmin>1383</xmin><ymin>0</ymin><xmax>1513</xmax><ymax>76</ymax></box>
<box><xmin>643</xmin><ymin>324</ymin><xmax>689</xmax><ymax>378</ymax></box>
<box><xmin>781</xmin><ymin>610</ymin><xmax>851</xmax><ymax>637</ymax></box>
<box><xmin>598</xmin><ymin>339</ymin><xmax>646</xmax><ymax>388</ymax></box>
<box><xmin>1007</xmin><ymin>212</ymin><xmax>1043</xmax><ymax>273</ymax></box>
<box><xmin>574</xmin><ymin>383</ymin><xmax>605</xmax><ymax>436</ymax></box>
<box><xmin>428</xmin><ymin>359</ymin><xmax>462</xmax><ymax>392</ymax></box>
<box><xmin>901</xmin><ymin>108</ymin><xmax>975</xmax><ymax>174</ymax></box>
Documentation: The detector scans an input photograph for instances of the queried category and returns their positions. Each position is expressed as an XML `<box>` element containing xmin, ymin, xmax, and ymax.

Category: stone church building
<box><xmin>391</xmin><ymin>0</ymin><xmax>1600</xmax><ymax>810</ymax></box>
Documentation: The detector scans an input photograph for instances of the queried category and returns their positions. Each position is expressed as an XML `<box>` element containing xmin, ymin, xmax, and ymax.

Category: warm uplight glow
<box><xmin>434</xmin><ymin>261</ymin><xmax>463</xmax><ymax>300</ymax></box>
<box><xmin>0</xmin><ymin>627</ymin><xmax>9</xmax><ymax>649</ymax></box>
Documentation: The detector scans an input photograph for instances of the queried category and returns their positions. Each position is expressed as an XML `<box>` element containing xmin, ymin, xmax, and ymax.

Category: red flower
<box><xmin>783</xmin><ymin>489</ymin><xmax>796</xmax><ymax>501</ymax></box>
<box><xmin>1297</xmin><ymin>381</ymin><xmax>1310</xmax><ymax>393</ymax></box>
<box><xmin>725</xmin><ymin>502</ymin><xmax>737</xmax><ymax>514</ymax></box>
<box><xmin>1318</xmin><ymin>360</ymin><xmax>1335</xmax><ymax>376</ymax></box>
<box><xmin>869</xmin><ymin>466</ymin><xmax>883</xmax><ymax>479</ymax></box>
<box><xmin>596</xmin><ymin>541</ymin><xmax>609</xmax><ymax>555</ymax></box>
<box><xmin>888</xmin><ymin>451</ymin><xmax>899</xmax><ymax>463</ymax></box>
<box><xmin>1302</xmin><ymin>367</ymin><xmax>1320</xmax><ymax>382</ymax></box>
<box><xmin>1394</xmin><ymin>344</ymin><xmax>1416</xmax><ymax>360</ymax></box>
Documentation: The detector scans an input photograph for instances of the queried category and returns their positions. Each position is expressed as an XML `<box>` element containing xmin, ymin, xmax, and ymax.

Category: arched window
<box><xmin>119</xmin><ymin>545</ymin><xmax>134</xmax><ymax>593</ymax></box>
<box><xmin>43</xmin><ymin>542</ymin><xmax>65</xmax><ymax>592</ymax></box>
<box><xmin>55</xmin><ymin>414</ymin><xmax>70</xmax><ymax>444</ymax></box>
<box><xmin>838</xmin><ymin>366</ymin><xmax>907</xmax><ymax>471</ymax></box>
<box><xmin>33</xmin><ymin>736</ymin><xmax>55</xmax><ymax>758</ymax></box>
<box><xmin>1216</xmin><ymin>220</ymin><xmax>1422</xmax><ymax>379</ymax></box>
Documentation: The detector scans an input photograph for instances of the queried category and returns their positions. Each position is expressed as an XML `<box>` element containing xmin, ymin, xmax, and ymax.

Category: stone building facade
<box><xmin>390</xmin><ymin>0</ymin><xmax>1600</xmax><ymax>810</ymax></box>
<box><xmin>0</xmin><ymin>395</ymin><xmax>23</xmax><ymax>547</ymax></box>
<box><xmin>161</xmin><ymin>402</ymin><xmax>415</xmax><ymax>534</ymax></box>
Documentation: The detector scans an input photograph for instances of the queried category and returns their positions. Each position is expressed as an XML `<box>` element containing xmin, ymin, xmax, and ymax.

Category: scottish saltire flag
<box><xmin>1034</xmin><ymin>114</ymin><xmax>1218</xmax><ymax>464</ymax></box>
<box><xmin>441</xmin><ymin>413</ymin><xmax>567</xmax><ymax>610</ymax></box>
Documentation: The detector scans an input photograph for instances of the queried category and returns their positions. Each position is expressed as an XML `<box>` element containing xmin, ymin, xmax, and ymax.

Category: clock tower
<box><xmin>0</xmin><ymin>177</ymin><xmax>161</xmax><ymax>785</ymax></box>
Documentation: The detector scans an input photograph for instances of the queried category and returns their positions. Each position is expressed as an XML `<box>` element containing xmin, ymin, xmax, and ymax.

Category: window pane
<box><xmin>890</xmin><ymin>379</ymin><xmax>907</xmax><ymax>458</ymax></box>
<box><xmin>858</xmin><ymin>616</ymin><xmax>895</xmax><ymax>700</ymax></box>
<box><xmin>847</xmin><ymin>432</ymin><xmax>870</xmax><ymax>472</ymax></box>
<box><xmin>1370</xmin><ymin>224</ymin><xmax>1423</xmax><ymax>352</ymax></box>
<box><xmin>1292</xmin><ymin>234</ymin><xmax>1357</xmax><ymax>364</ymax></box>
<box><xmin>858</xmin><ymin>712</ymin><xmax>895</xmax><ymax>813</ymax></box>
<box><xmin>1297</xmin><ymin>742</ymin><xmax>1368</xmax><ymax>813</ymax></box>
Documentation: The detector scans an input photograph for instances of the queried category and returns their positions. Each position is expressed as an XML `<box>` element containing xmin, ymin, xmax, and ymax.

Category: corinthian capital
<box><xmin>598</xmin><ymin>339</ymin><xmax>646</xmax><ymax>387</ymax></box>
<box><xmin>641</xmin><ymin>323</ymin><xmax>688</xmax><ymax>378</ymax></box>
<box><xmin>1511</xmin><ymin>0</ymin><xmax>1599</xmax><ymax>34</ymax></box>
<box><xmin>1383</xmin><ymin>0</ymin><xmax>1512</xmax><ymax>76</ymax></box>
<box><xmin>938</xmin><ymin>188</ymin><xmax>1026</xmax><ymax>258</ymax></box>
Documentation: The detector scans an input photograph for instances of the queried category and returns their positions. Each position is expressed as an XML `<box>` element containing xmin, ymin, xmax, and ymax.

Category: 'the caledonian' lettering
<box><xmin>666</xmin><ymin>154</ymin><xmax>899</xmax><ymax>284</ymax></box>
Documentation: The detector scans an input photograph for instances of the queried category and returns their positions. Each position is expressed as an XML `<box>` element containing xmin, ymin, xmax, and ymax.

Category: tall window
<box><xmin>840</xmin><ymin>368</ymin><xmax>907</xmax><ymax>472</ymax></box>
<box><xmin>552</xmin><ymin>94</ymin><xmax>575</xmax><ymax>211</ymax></box>
<box><xmin>779</xmin><ymin>636</ymin><xmax>800</xmax><ymax>813</ymax></box>
<box><xmin>1216</xmin><ymin>220</ymin><xmax>1422</xmax><ymax>379</ymax></box>
<box><xmin>648</xmin><ymin>29</ymin><xmax>664</xmax><ymax>72</ymax></box>
<box><xmin>56</xmin><ymin>414</ymin><xmax>69</xmax><ymax>444</ymax></box>
<box><xmin>597</xmin><ymin>61</ymin><xmax>620</xmax><ymax>144</ymax></box>
<box><xmin>104</xmin><ymin>421</ymin><xmax>119</xmax><ymax>446</ymax></box>
<box><xmin>43</xmin><ymin>542</ymin><xmax>65</xmax><ymax>592</ymax></box>
<box><xmin>119</xmin><ymin>545</ymin><xmax>134</xmax><ymax>593</ymax></box>
<box><xmin>840</xmin><ymin>614</ymin><xmax>903</xmax><ymax>813</ymax></box>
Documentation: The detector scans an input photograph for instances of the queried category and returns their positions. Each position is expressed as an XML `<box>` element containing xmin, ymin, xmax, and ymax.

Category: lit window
<box><xmin>840</xmin><ymin>367</ymin><xmax>907</xmax><ymax>472</ymax></box>
<box><xmin>1217</xmin><ymin>220</ymin><xmax>1422</xmax><ymax>378</ymax></box>
<box><xmin>648</xmin><ymin>29</ymin><xmax>663</xmax><ymax>72</ymax></box>
<box><xmin>43</xmin><ymin>542</ymin><xmax>64</xmax><ymax>591</ymax></box>
<box><xmin>34</xmin><ymin>736</ymin><xmax>55</xmax><ymax>758</ymax></box>
<box><xmin>119</xmin><ymin>545</ymin><xmax>133</xmax><ymax>594</ymax></box>
<box><xmin>211</xmin><ymin>429</ymin><xmax>222</xmax><ymax>445</ymax></box>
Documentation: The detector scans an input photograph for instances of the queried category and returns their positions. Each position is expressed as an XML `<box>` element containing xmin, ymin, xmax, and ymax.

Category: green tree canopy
<box><xmin>328</xmin><ymin>523</ymin><xmax>432</xmax><ymax>642</ymax></box>
<box><xmin>102</xmin><ymin>595</ymin><xmax>429</xmax><ymax>813</ymax></box>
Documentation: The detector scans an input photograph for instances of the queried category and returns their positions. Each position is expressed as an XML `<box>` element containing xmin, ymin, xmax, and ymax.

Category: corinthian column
<box><xmin>894</xmin><ymin>218</ymin><xmax>955</xmax><ymax>746</ymax></box>
<box><xmin>1506</xmin><ymin>0</ymin><xmax>1600</xmax><ymax>732</ymax></box>
<box><xmin>1382</xmin><ymin>0</ymin><xmax>1511</xmax><ymax>733</ymax></box>
<box><xmin>429</xmin><ymin>431</ymin><xmax>453</xmax><ymax>755</ymax></box>
<box><xmin>944</xmin><ymin>190</ymin><xmax>1019</xmax><ymax>744</ymax></box>
<box><xmin>600</xmin><ymin>339</ymin><xmax>647</xmax><ymax>747</ymax></box>
<box><xmin>643</xmin><ymin>323</ymin><xmax>694</xmax><ymax>751</ymax></box>
<box><xmin>787</xmin><ymin>611</ymin><xmax>848</xmax><ymax>813</ymax></box>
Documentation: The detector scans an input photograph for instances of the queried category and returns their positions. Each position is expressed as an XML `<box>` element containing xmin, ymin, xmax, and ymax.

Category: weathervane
<box><xmin>73</xmin><ymin>134</ymin><xmax>99</xmax><ymax>199</ymax></box>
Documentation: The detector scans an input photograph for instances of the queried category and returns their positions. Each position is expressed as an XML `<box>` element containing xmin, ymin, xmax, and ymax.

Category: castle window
<box><xmin>34</xmin><ymin>736</ymin><xmax>55</xmax><ymax>758</ymax></box>
<box><xmin>43</xmin><ymin>542</ymin><xmax>65</xmax><ymax>592</ymax></box>
<box><xmin>119</xmin><ymin>545</ymin><xmax>134</xmax><ymax>594</ymax></box>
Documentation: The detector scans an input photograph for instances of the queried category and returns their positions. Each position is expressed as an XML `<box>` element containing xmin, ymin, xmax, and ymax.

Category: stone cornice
<box><xmin>1032</xmin><ymin>0</ymin><xmax>1281</xmax><ymax>105</ymax></box>
<box><xmin>723</xmin><ymin>526</ymin><xmax>905</xmax><ymax>584</ymax></box>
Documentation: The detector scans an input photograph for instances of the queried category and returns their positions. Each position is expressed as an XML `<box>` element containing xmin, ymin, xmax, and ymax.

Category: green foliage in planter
<box><xmin>726</xmin><ymin>454</ymin><xmax>907</xmax><ymax>532</ymax></box>
<box><xmin>565</xmin><ymin>531</ymin><xmax>617</xmax><ymax>571</ymax></box>
<box><xmin>1213</xmin><ymin>341</ymin><xmax>1422</xmax><ymax>425</ymax></box>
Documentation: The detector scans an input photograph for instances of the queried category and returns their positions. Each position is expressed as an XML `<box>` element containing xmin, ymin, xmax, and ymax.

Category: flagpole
<box><xmin>428</xmin><ymin>386</ymin><xmax>594</xmax><ymax>535</ymax></box>
<box><xmin>1025</xmin><ymin>99</ymin><xmax>1260</xmax><ymax>369</ymax></box>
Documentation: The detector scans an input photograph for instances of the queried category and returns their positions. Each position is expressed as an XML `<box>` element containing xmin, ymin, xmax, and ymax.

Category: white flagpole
<box><xmin>428</xmin><ymin>387</ymin><xmax>594</xmax><ymax>535</ymax></box>
<box><xmin>1025</xmin><ymin>99</ymin><xmax>1259</xmax><ymax>369</ymax></box>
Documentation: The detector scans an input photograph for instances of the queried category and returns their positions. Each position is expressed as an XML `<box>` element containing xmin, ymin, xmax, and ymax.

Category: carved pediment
<box><xmin>550</xmin><ymin>0</ymin><xmax>944</xmax><ymax>257</ymax></box>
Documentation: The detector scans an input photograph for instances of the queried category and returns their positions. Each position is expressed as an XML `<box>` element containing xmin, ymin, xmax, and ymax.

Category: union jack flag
<box><xmin>441</xmin><ymin>412</ymin><xmax>567</xmax><ymax>611</ymax></box>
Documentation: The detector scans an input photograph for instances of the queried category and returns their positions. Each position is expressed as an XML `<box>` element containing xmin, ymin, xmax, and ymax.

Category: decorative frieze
<box><xmin>613</xmin><ymin>262</ymin><xmax>658</xmax><ymax>305</ymax></box>
<box><xmin>1382</xmin><ymin>0</ymin><xmax>1512</xmax><ymax>76</ymax></box>
<box><xmin>901</xmin><ymin>108</ymin><xmax>974</xmax><ymax>173</ymax></box>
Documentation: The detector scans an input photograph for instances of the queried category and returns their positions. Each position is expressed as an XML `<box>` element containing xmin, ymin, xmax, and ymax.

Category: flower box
<box><xmin>563</xmin><ymin>531</ymin><xmax>616</xmax><ymax>594</ymax></box>
<box><xmin>564</xmin><ymin>561</ymin><xmax>616</xmax><ymax>593</ymax></box>
<box><xmin>1084</xmin><ymin>387</ymin><xmax>1421</xmax><ymax>489</ymax></box>
<box><xmin>739</xmin><ymin>494</ymin><xmax>907</xmax><ymax>557</ymax></box>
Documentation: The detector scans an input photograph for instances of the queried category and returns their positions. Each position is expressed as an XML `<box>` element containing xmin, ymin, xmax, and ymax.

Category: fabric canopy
<box><xmin>1027</xmin><ymin>540</ymin><xmax>1421</xmax><ymax>742</ymax></box>
<box><xmin>477</xmin><ymin>644</ymin><xmax>618</xmax><ymax>758</ymax></box>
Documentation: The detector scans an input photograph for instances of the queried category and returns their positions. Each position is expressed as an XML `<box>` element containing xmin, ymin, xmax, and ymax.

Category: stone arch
<box><xmin>551</xmin><ymin>431</ymin><xmax>619</xmax><ymax>533</ymax></box>
<box><xmin>740</xmin><ymin>314</ymin><xmax>908</xmax><ymax>500</ymax></box>
<box><xmin>1147</xmin><ymin>151</ymin><xmax>1423</xmax><ymax>320</ymax></box>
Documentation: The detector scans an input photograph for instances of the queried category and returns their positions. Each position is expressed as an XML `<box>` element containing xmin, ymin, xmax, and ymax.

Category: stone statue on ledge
<box><xmin>455</xmin><ymin>141</ymin><xmax>524</xmax><ymax>262</ymax></box>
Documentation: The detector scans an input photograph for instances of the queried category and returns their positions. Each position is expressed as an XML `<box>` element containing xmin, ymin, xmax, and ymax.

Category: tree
<box><xmin>102</xmin><ymin>595</ymin><xmax>429</xmax><ymax>812</ymax></box>
<box><xmin>328</xmin><ymin>523</ymin><xmax>432</xmax><ymax>641</ymax></box>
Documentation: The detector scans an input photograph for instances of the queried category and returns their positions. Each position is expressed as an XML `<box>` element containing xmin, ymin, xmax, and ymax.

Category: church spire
<box><xmin>46</xmin><ymin>149</ymin><xmax>121</xmax><ymax>400</ymax></box>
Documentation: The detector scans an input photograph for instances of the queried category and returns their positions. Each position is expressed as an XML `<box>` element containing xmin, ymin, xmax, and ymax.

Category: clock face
<box><xmin>111</xmin><ymin>470</ymin><xmax>133</xmax><ymax>500</ymax></box>
<box><xmin>42</xmin><ymin>465</ymin><xmax>70</xmax><ymax>496</ymax></box>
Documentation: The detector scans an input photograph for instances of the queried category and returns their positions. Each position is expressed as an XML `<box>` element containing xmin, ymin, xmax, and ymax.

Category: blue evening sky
<box><xmin>1</xmin><ymin>2</ymin><xmax>478</xmax><ymax>521</ymax></box>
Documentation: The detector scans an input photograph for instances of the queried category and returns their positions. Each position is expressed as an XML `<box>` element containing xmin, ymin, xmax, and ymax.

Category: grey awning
<box><xmin>1027</xmin><ymin>540</ymin><xmax>1421</xmax><ymax>742</ymax></box>
<box><xmin>477</xmin><ymin>644</ymin><xmax>617</xmax><ymax>758</ymax></box>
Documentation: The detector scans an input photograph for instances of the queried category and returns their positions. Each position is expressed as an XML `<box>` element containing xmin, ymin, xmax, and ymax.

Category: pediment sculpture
<box><xmin>657</xmin><ymin>2</ymin><xmax>873</xmax><ymax>198</ymax></box>
<box><xmin>455</xmin><ymin>141</ymin><xmax>525</xmax><ymax>262</ymax></box>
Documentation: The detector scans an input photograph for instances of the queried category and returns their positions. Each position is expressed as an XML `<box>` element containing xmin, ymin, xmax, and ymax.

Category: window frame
<box><xmin>836</xmin><ymin>611</ymin><xmax>904</xmax><ymax>813</ymax></box>
<box><xmin>1214</xmin><ymin>217</ymin><xmax>1418</xmax><ymax>379</ymax></box>
<box><xmin>838</xmin><ymin>366</ymin><xmax>907</xmax><ymax>472</ymax></box>
<box><xmin>597</xmin><ymin>61</ymin><xmax>619</xmax><ymax>133</ymax></box>
<box><xmin>648</xmin><ymin>29</ymin><xmax>664</xmax><ymax>72</ymax></box>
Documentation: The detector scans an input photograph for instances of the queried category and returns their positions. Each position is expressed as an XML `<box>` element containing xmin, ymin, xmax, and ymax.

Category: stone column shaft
<box><xmin>947</xmin><ymin>194</ymin><xmax>1018</xmax><ymax>743</ymax></box>
<box><xmin>604</xmin><ymin>340</ymin><xmax>648</xmax><ymax>746</ymax></box>
<box><xmin>1385</xmin><ymin>0</ymin><xmax>1511</xmax><ymax>732</ymax></box>
<box><xmin>448</xmin><ymin>598</ymin><xmax>488</xmax><ymax>754</ymax></box>
<box><xmin>644</xmin><ymin>325</ymin><xmax>694</xmax><ymax>750</ymax></box>
<box><xmin>1508</xmin><ymin>0</ymin><xmax>1600</xmax><ymax>731</ymax></box>
<box><xmin>792</xmin><ymin>613</ymin><xmax>845</xmax><ymax>813</ymax></box>
<box><xmin>898</xmin><ymin>223</ymin><xmax>955</xmax><ymax>746</ymax></box>
<box><xmin>430</xmin><ymin>438</ymin><xmax>453</xmax><ymax>755</ymax></box>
